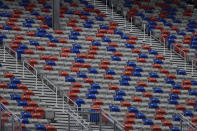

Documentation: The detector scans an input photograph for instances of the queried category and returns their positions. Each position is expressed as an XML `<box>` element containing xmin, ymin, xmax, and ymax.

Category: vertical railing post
<box><xmin>130</xmin><ymin>17</ymin><xmax>132</xmax><ymax>32</ymax></box>
<box><xmin>42</xmin><ymin>78</ymin><xmax>44</xmax><ymax>95</ymax></box>
<box><xmin>12</xmin><ymin>115</ymin><xmax>14</xmax><ymax>131</ymax></box>
<box><xmin>163</xmin><ymin>38</ymin><xmax>166</xmax><ymax>56</ymax></box>
<box><xmin>16</xmin><ymin>53</ymin><xmax>18</xmax><ymax>73</ymax></box>
<box><xmin>150</xmin><ymin>30</ymin><xmax>152</xmax><ymax>46</ymax></box>
<box><xmin>19</xmin><ymin>119</ymin><xmax>22</xmax><ymax>131</ymax></box>
<box><xmin>184</xmin><ymin>54</ymin><xmax>187</xmax><ymax>71</ymax></box>
<box><xmin>23</xmin><ymin>61</ymin><xmax>25</xmax><ymax>78</ymax></box>
<box><xmin>68</xmin><ymin>114</ymin><xmax>70</xmax><ymax>131</ymax></box>
<box><xmin>56</xmin><ymin>87</ymin><xmax>58</xmax><ymax>107</ymax></box>
<box><xmin>36</xmin><ymin>70</ymin><xmax>37</xmax><ymax>89</ymax></box>
<box><xmin>3</xmin><ymin>44</ymin><xmax>5</xmax><ymax>62</ymax></box>
<box><xmin>114</xmin><ymin>121</ymin><xmax>116</xmax><ymax>131</ymax></box>
<box><xmin>192</xmin><ymin>60</ymin><xmax>194</xmax><ymax>76</ymax></box>
<box><xmin>63</xmin><ymin>95</ymin><xmax>64</xmax><ymax>112</ymax></box>
<box><xmin>105</xmin><ymin>0</ymin><xmax>107</xmax><ymax>14</ymax></box>
<box><xmin>180</xmin><ymin>119</ymin><xmax>183</xmax><ymax>131</ymax></box>
<box><xmin>170</xmin><ymin>44</ymin><xmax>173</xmax><ymax>63</ymax></box>
<box><xmin>143</xmin><ymin>24</ymin><xmax>146</xmax><ymax>42</ymax></box>
<box><xmin>111</xmin><ymin>4</ymin><xmax>113</xmax><ymax>19</ymax></box>
<box><xmin>0</xmin><ymin>108</ymin><xmax>2</xmax><ymax>130</ymax></box>
<box><xmin>99</xmin><ymin>109</ymin><xmax>102</xmax><ymax>131</ymax></box>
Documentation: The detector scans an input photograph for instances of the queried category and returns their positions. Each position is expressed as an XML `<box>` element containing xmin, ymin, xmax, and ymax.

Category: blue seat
<box><xmin>135</xmin><ymin>87</ymin><xmax>145</xmax><ymax>92</ymax></box>
<box><xmin>23</xmin><ymin>23</ymin><xmax>32</xmax><ymax>27</ymax></box>
<box><xmin>106</xmin><ymin>70</ymin><xmax>116</xmax><ymax>75</ymax></box>
<box><xmin>71</xmin><ymin>48</ymin><xmax>80</xmax><ymax>53</ymax></box>
<box><xmin>121</xmin><ymin>35</ymin><xmax>129</xmax><ymax>39</ymax></box>
<box><xmin>92</xmin><ymin>41</ymin><xmax>101</xmax><ymax>46</ymax></box>
<box><xmin>88</xmin><ymin>88</ymin><xmax>98</xmax><ymax>94</ymax></box>
<box><xmin>86</xmin><ymin>94</ymin><xmax>96</xmax><ymax>99</ymax></box>
<box><xmin>154</xmin><ymin>59</ymin><xmax>163</xmax><ymax>64</ymax></box>
<box><xmin>191</xmin><ymin>81</ymin><xmax>197</xmax><ymax>85</ymax></box>
<box><xmin>21</xmin><ymin>118</ymin><xmax>29</xmax><ymax>124</ymax></box>
<box><xmin>77</xmin><ymin>72</ymin><xmax>87</xmax><ymax>78</ymax></box>
<box><xmin>73</xmin><ymin>44</ymin><xmax>82</xmax><ymax>49</ymax></box>
<box><xmin>111</xmin><ymin>56</ymin><xmax>121</xmax><ymax>61</ymax></box>
<box><xmin>127</xmin><ymin>61</ymin><xmax>136</xmax><ymax>67</ymax></box>
<box><xmin>102</xmin><ymin>37</ymin><xmax>111</xmax><ymax>42</ymax></box>
<box><xmin>45</xmin><ymin>61</ymin><xmax>56</xmax><ymax>66</ymax></box>
<box><xmin>69</xmin><ymin>35</ymin><xmax>78</xmax><ymax>40</ymax></box>
<box><xmin>168</xmin><ymin>99</ymin><xmax>178</xmax><ymax>105</ymax></box>
<box><xmin>43</xmin><ymin>4</ymin><xmax>52</xmax><ymax>9</ymax></box>
<box><xmin>134</xmin><ymin>67</ymin><xmax>143</xmax><ymax>72</ymax></box>
<box><xmin>119</xmin><ymin>80</ymin><xmax>130</xmax><ymax>86</ymax></box>
<box><xmin>71</xmin><ymin>31</ymin><xmax>80</xmax><ymax>36</ymax></box>
<box><xmin>194</xmin><ymin>106</ymin><xmax>197</xmax><ymax>111</ymax></box>
<box><xmin>169</xmin><ymin>94</ymin><xmax>179</xmax><ymax>99</ymax></box>
<box><xmin>45</xmin><ymin>34</ymin><xmax>53</xmax><ymax>38</ymax></box>
<box><xmin>183</xmin><ymin>111</ymin><xmax>193</xmax><ymax>117</ymax></box>
<box><xmin>35</xmin><ymin>124</ymin><xmax>46</xmax><ymax>131</ymax></box>
<box><xmin>153</xmin><ymin>88</ymin><xmax>163</xmax><ymax>93</ymax></box>
<box><xmin>138</xmin><ymin>54</ymin><xmax>148</xmax><ymax>58</ymax></box>
<box><xmin>91</xmin><ymin>83</ymin><xmax>100</xmax><ymax>89</ymax></box>
<box><xmin>10</xmin><ymin>94</ymin><xmax>21</xmax><ymax>100</ymax></box>
<box><xmin>30</xmin><ymin>41</ymin><xmax>39</xmax><ymax>46</ymax></box>
<box><xmin>19</xmin><ymin>44</ymin><xmax>28</xmax><ymax>49</ymax></box>
<box><xmin>148</xmin><ymin>103</ymin><xmax>159</xmax><ymax>109</ymax></box>
<box><xmin>107</xmin><ymin>47</ymin><xmax>116</xmax><ymax>52</ymax></box>
<box><xmin>116</xmin><ymin>90</ymin><xmax>126</xmax><ymax>96</ymax></box>
<box><xmin>21</xmin><ymin>112</ymin><xmax>32</xmax><ymax>118</ymax></box>
<box><xmin>0</xmin><ymin>64</ymin><xmax>2</xmax><ymax>67</ymax></box>
<box><xmin>165</xmin><ymin>78</ymin><xmax>175</xmax><ymax>84</ymax></box>
<box><xmin>173</xmin><ymin>115</ymin><xmax>181</xmax><ymax>121</ymax></box>
<box><xmin>132</xmin><ymin>71</ymin><xmax>141</xmax><ymax>77</ymax></box>
<box><xmin>74</xmin><ymin>98</ymin><xmax>85</xmax><ymax>107</ymax></box>
<box><xmin>149</xmin><ymin>72</ymin><xmax>159</xmax><ymax>78</ymax></box>
<box><xmin>172</xmin><ymin>84</ymin><xmax>182</xmax><ymax>89</ymax></box>
<box><xmin>114</xmin><ymin>30</ymin><xmax>123</xmax><ymax>35</ymax></box>
<box><xmin>189</xmin><ymin>90</ymin><xmax>197</xmax><ymax>96</ymax></box>
<box><xmin>66</xmin><ymin>10</ymin><xmax>74</xmax><ymax>14</ymax></box>
<box><xmin>0</xmin><ymin>34</ymin><xmax>7</xmax><ymax>39</ymax></box>
<box><xmin>128</xmin><ymin>107</ymin><xmax>138</xmax><ymax>113</ymax></box>
<box><xmin>88</xmin><ymin>110</ymin><xmax>99</xmax><ymax>122</ymax></box>
<box><xmin>10</xmin><ymin>78</ymin><xmax>21</xmax><ymax>84</ymax></box>
<box><xmin>137</xmin><ymin>113</ymin><xmax>146</xmax><ymax>119</ymax></box>
<box><xmin>143</xmin><ymin>119</ymin><xmax>154</xmax><ymax>125</ymax></box>
<box><xmin>3</xmin><ymin>25</ymin><xmax>12</xmax><ymax>30</ymax></box>
<box><xmin>83</xmin><ymin>24</ymin><xmax>92</xmax><ymax>28</ymax></box>
<box><xmin>35</xmin><ymin>32</ymin><xmax>45</xmax><ymax>37</ymax></box>
<box><xmin>109</xmin><ymin>106</ymin><xmax>120</xmax><ymax>112</ymax></box>
<box><xmin>114</xmin><ymin>95</ymin><xmax>124</xmax><ymax>101</ymax></box>
<box><xmin>95</xmin><ymin>16</ymin><xmax>104</xmax><ymax>21</ymax></box>
<box><xmin>31</xmin><ymin>11</ymin><xmax>39</xmax><ymax>16</ymax></box>
<box><xmin>88</xmin><ymin>68</ymin><xmax>98</xmax><ymax>74</ymax></box>
<box><xmin>37</xmin><ymin>28</ymin><xmax>46</xmax><ymax>33</ymax></box>
<box><xmin>149</xmin><ymin>50</ymin><xmax>158</xmax><ymax>55</ymax></box>
<box><xmin>170</xmin><ymin>127</ymin><xmax>180</xmax><ymax>131</ymax></box>
<box><xmin>15</xmin><ymin>49</ymin><xmax>24</xmax><ymax>59</ymax></box>
<box><xmin>8</xmin><ymin>84</ymin><xmax>17</xmax><ymax>89</ymax></box>
<box><xmin>99</xmin><ymin>24</ymin><xmax>108</xmax><ymax>29</ymax></box>
<box><xmin>150</xmin><ymin>97</ymin><xmax>160</xmax><ymax>103</ymax></box>
<box><xmin>82</xmin><ymin>11</ymin><xmax>90</xmax><ymax>16</ymax></box>
<box><xmin>65</xmin><ymin>77</ymin><xmax>76</xmax><ymax>82</ymax></box>
<box><xmin>75</xmin><ymin>58</ymin><xmax>85</xmax><ymax>63</ymax></box>
<box><xmin>26</xmin><ymin>19</ymin><xmax>34</xmax><ymax>23</ymax></box>
<box><xmin>121</xmin><ymin>76</ymin><xmax>131</xmax><ymax>81</ymax></box>
<box><xmin>125</xmin><ymin>44</ymin><xmax>134</xmax><ymax>49</ymax></box>
<box><xmin>17</xmin><ymin>100</ymin><xmax>28</xmax><ymax>106</ymax></box>
<box><xmin>50</xmin><ymin>38</ymin><xmax>59</xmax><ymax>43</ymax></box>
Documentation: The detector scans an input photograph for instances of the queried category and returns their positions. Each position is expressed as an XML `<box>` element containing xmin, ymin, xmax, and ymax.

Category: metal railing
<box><xmin>2</xmin><ymin>42</ymin><xmax>124</xmax><ymax>130</ymax></box>
<box><xmin>0</xmin><ymin>103</ymin><xmax>22</xmax><ymax>131</ymax></box>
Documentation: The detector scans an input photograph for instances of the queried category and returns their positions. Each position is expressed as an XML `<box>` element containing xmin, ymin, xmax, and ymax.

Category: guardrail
<box><xmin>3</xmin><ymin>41</ymin><xmax>124</xmax><ymax>130</ymax></box>
<box><xmin>0</xmin><ymin>103</ymin><xmax>22</xmax><ymax>131</ymax></box>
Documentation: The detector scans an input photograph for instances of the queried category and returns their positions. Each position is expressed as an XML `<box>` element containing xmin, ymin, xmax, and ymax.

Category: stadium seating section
<box><xmin>0</xmin><ymin>0</ymin><xmax>196</xmax><ymax>130</ymax></box>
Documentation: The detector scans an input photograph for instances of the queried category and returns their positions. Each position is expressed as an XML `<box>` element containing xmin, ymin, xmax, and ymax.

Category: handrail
<box><xmin>3</xmin><ymin>43</ymin><xmax>90</xmax><ymax>130</ymax></box>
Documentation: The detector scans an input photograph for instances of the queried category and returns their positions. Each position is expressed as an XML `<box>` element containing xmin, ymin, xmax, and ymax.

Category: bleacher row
<box><xmin>0</xmin><ymin>64</ymin><xmax>56</xmax><ymax>131</ymax></box>
<box><xmin>0</xmin><ymin>0</ymin><xmax>196</xmax><ymax>130</ymax></box>
<box><xmin>108</xmin><ymin>0</ymin><xmax>197</xmax><ymax>63</ymax></box>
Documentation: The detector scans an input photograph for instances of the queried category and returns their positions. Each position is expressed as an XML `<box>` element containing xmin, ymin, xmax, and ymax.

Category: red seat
<box><xmin>107</xmin><ymin>30</ymin><xmax>114</xmax><ymax>34</ymax></box>
<box><xmin>45</xmin><ymin>125</ymin><xmax>56</xmax><ymax>131</ymax></box>
<box><xmin>82</xmin><ymin>63</ymin><xmax>91</xmax><ymax>68</ymax></box>
<box><xmin>151</xmin><ymin>125</ymin><xmax>162</xmax><ymax>131</ymax></box>
<box><xmin>124</xmin><ymin>118</ymin><xmax>135</xmax><ymax>124</ymax></box>
<box><xmin>32</xmin><ymin>112</ymin><xmax>44</xmax><ymax>119</ymax></box>
<box><xmin>98</xmin><ymin>29</ymin><xmax>107</xmax><ymax>33</ymax></box>
<box><xmin>6</xmin><ymin>21</ymin><xmax>15</xmax><ymax>26</ymax></box>
<box><xmin>12</xmin><ymin>40</ymin><xmax>22</xmax><ymax>44</ymax></box>
<box><xmin>123</xmin><ymin>123</ymin><xmax>133</xmax><ymax>131</ymax></box>
<box><xmin>123</xmin><ymin>71</ymin><xmax>132</xmax><ymax>76</ymax></box>
<box><xmin>101</xmin><ymin>60</ymin><xmax>110</xmax><ymax>65</ymax></box>
<box><xmin>70</xmin><ymin>67</ymin><xmax>79</xmax><ymax>72</ymax></box>
<box><xmin>137</xmin><ymin>58</ymin><xmax>146</xmax><ymax>63</ymax></box>
<box><xmin>167</xmin><ymin>74</ymin><xmax>176</xmax><ymax>79</ymax></box>
<box><xmin>67</xmin><ymin>92</ymin><xmax>78</xmax><ymax>102</ymax></box>
<box><xmin>176</xmin><ymin>105</ymin><xmax>186</xmax><ymax>111</ymax></box>
<box><xmin>155</xmin><ymin>114</ymin><xmax>165</xmax><ymax>120</ymax></box>
<box><xmin>80</xmin><ymin>15</ymin><xmax>88</xmax><ymax>20</ymax></box>
<box><xmin>72</xmin><ymin>27</ymin><xmax>82</xmax><ymax>32</ymax></box>
<box><xmin>88</xmin><ymin>50</ymin><xmax>97</xmax><ymax>55</ymax></box>
<box><xmin>184</xmin><ymin>36</ymin><xmax>192</xmax><ymax>40</ymax></box>
<box><xmin>62</xmin><ymin>48</ymin><xmax>71</xmax><ymax>53</ymax></box>
<box><xmin>171</xmin><ymin>89</ymin><xmax>181</xmax><ymax>94</ymax></box>
<box><xmin>182</xmin><ymin>85</ymin><xmax>191</xmax><ymax>90</ymax></box>
<box><xmin>0</xmin><ymin>99</ymin><xmax>8</xmax><ymax>105</ymax></box>
<box><xmin>156</xmin><ymin>109</ymin><xmax>166</xmax><ymax>115</ymax></box>
<box><xmin>4</xmin><ymin>72</ymin><xmax>14</xmax><ymax>78</ymax></box>
<box><xmin>49</xmin><ymin>56</ymin><xmax>58</xmax><ymax>61</ymax></box>
<box><xmin>69</xmin><ymin>18</ymin><xmax>78</xmax><ymax>23</ymax></box>
<box><xmin>126</xmin><ymin>113</ymin><xmax>136</xmax><ymax>118</ymax></box>
<box><xmin>59</xmin><ymin>71</ymin><xmax>69</xmax><ymax>77</ymax></box>
<box><xmin>159</xmin><ymin>68</ymin><xmax>169</xmax><ymax>74</ymax></box>
<box><xmin>132</xmin><ymin>96</ymin><xmax>142</xmax><ymax>103</ymax></box>
<box><xmin>120</xmin><ymin>101</ymin><xmax>131</xmax><ymax>107</ymax></box>
<box><xmin>47</xmin><ymin>42</ymin><xmax>56</xmax><ymax>47</ymax></box>
<box><xmin>60</xmin><ymin>52</ymin><xmax>68</xmax><ymax>57</ymax></box>
<box><xmin>137</xmin><ymin>82</ymin><xmax>147</xmax><ymax>87</ymax></box>
<box><xmin>104</xmin><ymin>75</ymin><xmax>113</xmax><ymax>80</ymax></box>
<box><xmin>24</xmin><ymin>107</ymin><xmax>35</xmax><ymax>113</ymax></box>
<box><xmin>186</xmin><ymin>100</ymin><xmax>196</xmax><ymax>106</ymax></box>
<box><xmin>96</xmin><ymin>33</ymin><xmax>104</xmax><ymax>37</ymax></box>
<box><xmin>24</xmin><ymin>49</ymin><xmax>34</xmax><ymax>54</ymax></box>
<box><xmin>108</xmin><ymin>25</ymin><xmax>116</xmax><ymax>30</ymax></box>
<box><xmin>143</xmin><ymin>92</ymin><xmax>152</xmax><ymax>98</ymax></box>
<box><xmin>183</xmin><ymin>40</ymin><xmax>191</xmax><ymax>44</ymax></box>
<box><xmin>70</xmin><ymin>88</ymin><xmax>80</xmax><ymax>93</ymax></box>
<box><xmin>128</xmin><ymin>36</ymin><xmax>138</xmax><ymax>40</ymax></box>
<box><xmin>26</xmin><ymin>32</ymin><xmax>35</xmax><ymax>36</ymax></box>
<box><xmin>142</xmin><ymin>45</ymin><xmax>151</xmax><ymax>50</ymax></box>
<box><xmin>85</xmin><ymin>36</ymin><xmax>94</xmax><ymax>41</ymax></box>
<box><xmin>58</xmin><ymin>38</ymin><xmax>67</xmax><ymax>43</ymax></box>
<box><xmin>109</xmin><ymin>42</ymin><xmax>117</xmax><ymax>47</ymax></box>
<box><xmin>24</xmin><ymin>90</ymin><xmax>34</xmax><ymax>96</ymax></box>
<box><xmin>170</xmin><ymin>26</ymin><xmax>179</xmax><ymax>31</ymax></box>
<box><xmin>127</xmin><ymin>40</ymin><xmax>136</xmax><ymax>44</ymax></box>
<box><xmin>72</xmin><ymin>83</ymin><xmax>82</xmax><ymax>88</ymax></box>
<box><xmin>40</xmin><ymin>24</ymin><xmax>49</xmax><ymax>29</ymax></box>
<box><xmin>155</xmin><ymin>55</ymin><xmax>165</xmax><ymax>60</ymax></box>
<box><xmin>27</xmin><ymin>101</ymin><xmax>38</xmax><ymax>107</ymax></box>
<box><xmin>21</xmin><ymin>95</ymin><xmax>31</xmax><ymax>101</ymax></box>
<box><xmin>125</xmin><ymin>66</ymin><xmax>134</xmax><ymax>71</ymax></box>
<box><xmin>83</xmin><ymin>78</ymin><xmax>93</xmax><ymax>83</ymax></box>
<box><xmin>93</xmin><ymin>100</ymin><xmax>103</xmax><ymax>105</ymax></box>
<box><xmin>44</xmin><ymin>65</ymin><xmax>53</xmax><ymax>71</ymax></box>
<box><xmin>162</xmin><ymin>120</ymin><xmax>173</xmax><ymax>127</ymax></box>
<box><xmin>132</xmin><ymin>49</ymin><xmax>141</xmax><ymax>54</ymax></box>
<box><xmin>108</xmin><ymin>84</ymin><xmax>119</xmax><ymax>90</ymax></box>
<box><xmin>99</xmin><ymin>64</ymin><xmax>108</xmax><ymax>69</ymax></box>
<box><xmin>148</xmin><ymin>77</ymin><xmax>157</xmax><ymax>83</ymax></box>
<box><xmin>182</xmin><ymin>80</ymin><xmax>191</xmax><ymax>85</ymax></box>
<box><xmin>0</xmin><ymin>83</ymin><xmax>8</xmax><ymax>88</ymax></box>
<box><xmin>17</xmin><ymin>84</ymin><xmax>27</xmax><ymax>90</ymax></box>
<box><xmin>109</xmin><ymin>21</ymin><xmax>118</xmax><ymax>26</ymax></box>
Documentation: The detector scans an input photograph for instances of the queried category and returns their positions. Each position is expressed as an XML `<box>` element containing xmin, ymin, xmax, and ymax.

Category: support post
<box><xmin>56</xmin><ymin>87</ymin><xmax>58</xmax><ymax>107</ymax></box>
<box><xmin>150</xmin><ymin>30</ymin><xmax>152</xmax><ymax>46</ymax></box>
<box><xmin>130</xmin><ymin>17</ymin><xmax>132</xmax><ymax>32</ymax></box>
<box><xmin>163</xmin><ymin>38</ymin><xmax>166</xmax><ymax>56</ymax></box>
<box><xmin>99</xmin><ymin>109</ymin><xmax>102</xmax><ymax>131</ymax></box>
<box><xmin>185</xmin><ymin>57</ymin><xmax>187</xmax><ymax>71</ymax></box>
<box><xmin>0</xmin><ymin>109</ymin><xmax>2</xmax><ymax>130</ymax></box>
<box><xmin>23</xmin><ymin>61</ymin><xmax>24</xmax><ymax>78</ymax></box>
<box><xmin>170</xmin><ymin>45</ymin><xmax>173</xmax><ymax>62</ymax></box>
<box><xmin>111</xmin><ymin>4</ymin><xmax>113</xmax><ymax>19</ymax></box>
<box><xmin>52</xmin><ymin>0</ymin><xmax>60</xmax><ymax>30</ymax></box>
<box><xmin>36</xmin><ymin>70</ymin><xmax>37</xmax><ymax>89</ymax></box>
<box><xmin>192</xmin><ymin>60</ymin><xmax>194</xmax><ymax>76</ymax></box>
<box><xmin>143</xmin><ymin>24</ymin><xmax>146</xmax><ymax>42</ymax></box>
<box><xmin>3</xmin><ymin>44</ymin><xmax>5</xmax><ymax>62</ymax></box>
<box><xmin>12</xmin><ymin>116</ymin><xmax>14</xmax><ymax>131</ymax></box>
<box><xmin>105</xmin><ymin>0</ymin><xmax>107</xmax><ymax>14</ymax></box>
<box><xmin>42</xmin><ymin>79</ymin><xmax>44</xmax><ymax>95</ymax></box>
<box><xmin>68</xmin><ymin>114</ymin><xmax>70</xmax><ymax>131</ymax></box>
<box><xmin>16</xmin><ymin>53</ymin><xmax>18</xmax><ymax>73</ymax></box>
<box><xmin>63</xmin><ymin>95</ymin><xmax>64</xmax><ymax>112</ymax></box>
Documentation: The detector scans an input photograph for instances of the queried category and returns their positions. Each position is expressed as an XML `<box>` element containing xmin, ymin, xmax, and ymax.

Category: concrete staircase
<box><xmin>88</xmin><ymin>0</ymin><xmax>197</xmax><ymax>79</ymax></box>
